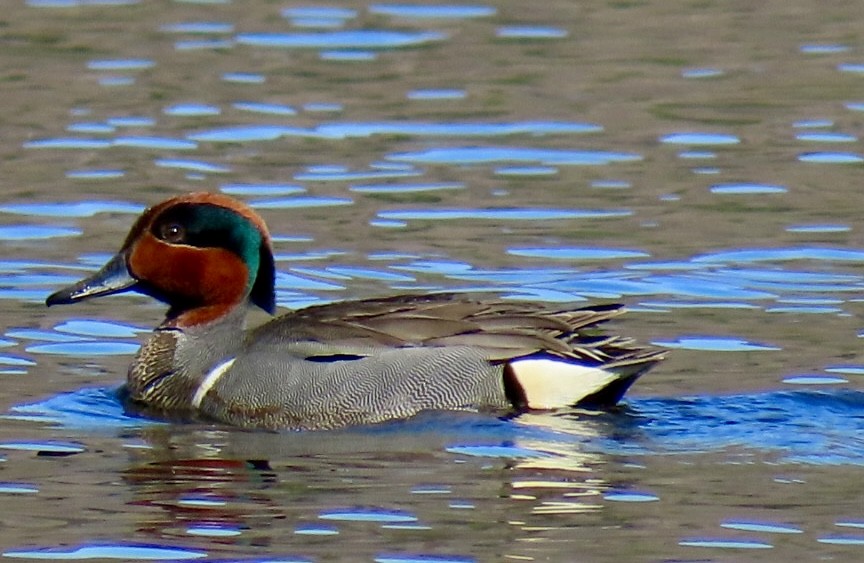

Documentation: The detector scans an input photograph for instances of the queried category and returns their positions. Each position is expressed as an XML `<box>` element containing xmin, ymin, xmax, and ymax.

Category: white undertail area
<box><xmin>507</xmin><ymin>357</ymin><xmax>619</xmax><ymax>409</ymax></box>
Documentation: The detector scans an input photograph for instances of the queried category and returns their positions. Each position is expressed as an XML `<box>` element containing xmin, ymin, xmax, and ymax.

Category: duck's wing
<box><xmin>249</xmin><ymin>293</ymin><xmax>662</xmax><ymax>366</ymax></box>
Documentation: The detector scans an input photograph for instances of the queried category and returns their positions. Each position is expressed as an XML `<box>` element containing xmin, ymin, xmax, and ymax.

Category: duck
<box><xmin>45</xmin><ymin>192</ymin><xmax>665</xmax><ymax>430</ymax></box>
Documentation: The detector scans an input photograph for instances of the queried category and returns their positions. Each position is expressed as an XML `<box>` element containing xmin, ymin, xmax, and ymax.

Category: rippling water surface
<box><xmin>3</xmin><ymin>1</ymin><xmax>864</xmax><ymax>560</ymax></box>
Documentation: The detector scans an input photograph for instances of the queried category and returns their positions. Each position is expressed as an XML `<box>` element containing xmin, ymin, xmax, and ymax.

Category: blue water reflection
<box><xmin>154</xmin><ymin>158</ymin><xmax>231</xmax><ymax>174</ymax></box>
<box><xmin>281</xmin><ymin>7</ymin><xmax>358</xmax><ymax>21</ymax></box>
<box><xmin>796</xmin><ymin>132</ymin><xmax>856</xmax><ymax>143</ymax></box>
<box><xmin>800</xmin><ymin>44</ymin><xmax>850</xmax><ymax>54</ymax></box>
<box><xmin>98</xmin><ymin>76</ymin><xmax>135</xmax><ymax>86</ymax></box>
<box><xmin>3</xmin><ymin>543</ymin><xmax>207</xmax><ymax>560</ymax></box>
<box><xmin>799</xmin><ymin>152</ymin><xmax>864</xmax><ymax>163</ymax></box>
<box><xmin>721</xmin><ymin>520</ymin><xmax>803</xmax><ymax>534</ymax></box>
<box><xmin>652</xmin><ymin>336</ymin><xmax>780</xmax><ymax>352</ymax></box>
<box><xmin>105</xmin><ymin>116</ymin><xmax>154</xmax><ymax>128</ymax></box>
<box><xmin>160</xmin><ymin>22</ymin><xmax>234</xmax><ymax>34</ymax></box>
<box><xmin>679</xmin><ymin>538</ymin><xmax>773</xmax><ymax>549</ymax></box>
<box><xmin>163</xmin><ymin>103</ymin><xmax>221</xmax><ymax>116</ymax></box>
<box><xmin>375</xmin><ymin>555</ymin><xmax>475</xmax><ymax>563</ymax></box>
<box><xmin>27</xmin><ymin>0</ymin><xmax>140</xmax><ymax>5</ymax></box>
<box><xmin>496</xmin><ymin>26</ymin><xmax>568</xmax><ymax>39</ymax></box>
<box><xmin>388</xmin><ymin>146</ymin><xmax>639</xmax><ymax>165</ymax></box>
<box><xmin>12</xmin><ymin>385</ymin><xmax>864</xmax><ymax>465</ymax></box>
<box><xmin>660</xmin><ymin>132</ymin><xmax>740</xmax><ymax>145</ymax></box>
<box><xmin>67</xmin><ymin>122</ymin><xmax>115</xmax><ymax>134</ymax></box>
<box><xmin>681</xmin><ymin>68</ymin><xmax>724</xmax><ymax>78</ymax></box>
<box><xmin>113</xmin><ymin>136</ymin><xmax>198</xmax><ymax>150</ymax></box>
<box><xmin>236</xmin><ymin>30</ymin><xmax>446</xmax><ymax>49</ymax></box>
<box><xmin>319</xmin><ymin>508</ymin><xmax>417</xmax><ymax>523</ymax></box>
<box><xmin>221</xmin><ymin>72</ymin><xmax>265</xmax><ymax>83</ymax></box>
<box><xmin>0</xmin><ymin>225</ymin><xmax>81</xmax><ymax>240</ymax></box>
<box><xmin>710</xmin><ymin>183</ymin><xmax>787</xmax><ymax>194</ymax></box>
<box><xmin>23</xmin><ymin>138</ymin><xmax>111</xmax><ymax>150</ymax></box>
<box><xmin>187</xmin><ymin>121</ymin><xmax>601</xmax><ymax>143</ymax></box>
<box><xmin>233</xmin><ymin>101</ymin><xmax>297</xmax><ymax>115</ymax></box>
<box><xmin>407</xmin><ymin>89</ymin><xmax>466</xmax><ymax>100</ymax></box>
<box><xmin>0</xmin><ymin>201</ymin><xmax>143</xmax><ymax>218</ymax></box>
<box><xmin>86</xmin><ymin>58</ymin><xmax>154</xmax><ymax>70</ymax></box>
<box><xmin>379</xmin><ymin>208</ymin><xmax>629</xmax><ymax>221</ymax></box>
<box><xmin>369</xmin><ymin>5</ymin><xmax>495</xmax><ymax>19</ymax></box>
<box><xmin>66</xmin><ymin>169</ymin><xmax>125</xmax><ymax>179</ymax></box>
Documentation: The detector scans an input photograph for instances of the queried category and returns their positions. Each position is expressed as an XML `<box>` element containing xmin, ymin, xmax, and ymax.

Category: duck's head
<box><xmin>46</xmin><ymin>192</ymin><xmax>276</xmax><ymax>326</ymax></box>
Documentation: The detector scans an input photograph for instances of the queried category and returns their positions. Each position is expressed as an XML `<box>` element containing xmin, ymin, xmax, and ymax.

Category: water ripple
<box><xmin>652</xmin><ymin>336</ymin><xmax>780</xmax><ymax>351</ymax></box>
<box><xmin>679</xmin><ymin>538</ymin><xmax>773</xmax><ymax>549</ymax></box>
<box><xmin>317</xmin><ymin>120</ymin><xmax>600</xmax><ymax>138</ymax></box>
<box><xmin>721</xmin><ymin>520</ymin><xmax>803</xmax><ymax>534</ymax></box>
<box><xmin>66</xmin><ymin>169</ymin><xmax>125</xmax><ymax>179</ymax></box>
<box><xmin>27</xmin><ymin>0</ymin><xmax>140</xmax><ymax>5</ymax></box>
<box><xmin>388</xmin><ymin>146</ymin><xmax>640</xmax><ymax>165</ymax></box>
<box><xmin>375</xmin><ymin>555</ymin><xmax>475</xmax><ymax>563</ymax></box>
<box><xmin>369</xmin><ymin>5</ymin><xmax>495</xmax><ymax>19</ymax></box>
<box><xmin>0</xmin><ymin>201</ymin><xmax>143</xmax><ymax>218</ymax></box>
<box><xmin>9</xmin><ymin>386</ymin><xmax>864</xmax><ymax>466</ymax></box>
<box><xmin>799</xmin><ymin>151</ymin><xmax>864</xmax><ymax>163</ymax></box>
<box><xmin>113</xmin><ymin>136</ymin><xmax>198</xmax><ymax>150</ymax></box>
<box><xmin>2</xmin><ymin>543</ymin><xmax>207</xmax><ymax>560</ymax></box>
<box><xmin>188</xmin><ymin>121</ymin><xmax>601</xmax><ymax>142</ymax></box>
<box><xmin>187</xmin><ymin>125</ymin><xmax>304</xmax><ymax>142</ymax></box>
<box><xmin>660</xmin><ymin>132</ymin><xmax>740</xmax><ymax>145</ymax></box>
<box><xmin>282</xmin><ymin>6</ymin><xmax>357</xmax><ymax>20</ymax></box>
<box><xmin>26</xmin><ymin>341</ymin><xmax>140</xmax><ymax>356</ymax></box>
<box><xmin>163</xmin><ymin>103</ymin><xmax>221</xmax><ymax>116</ymax></box>
<box><xmin>0</xmin><ymin>225</ymin><xmax>81</xmax><ymax>241</ymax></box>
<box><xmin>710</xmin><ymin>183</ymin><xmax>787</xmax><ymax>194</ymax></box>
<box><xmin>496</xmin><ymin>26</ymin><xmax>568</xmax><ymax>39</ymax></box>
<box><xmin>796</xmin><ymin>132</ymin><xmax>857</xmax><ymax>143</ymax></box>
<box><xmin>693</xmin><ymin>247</ymin><xmax>864</xmax><ymax>263</ymax></box>
<box><xmin>153</xmin><ymin>158</ymin><xmax>231</xmax><ymax>173</ymax></box>
<box><xmin>236</xmin><ymin>30</ymin><xmax>447</xmax><ymax>49</ymax></box>
<box><xmin>159</xmin><ymin>22</ymin><xmax>234</xmax><ymax>34</ymax></box>
<box><xmin>319</xmin><ymin>507</ymin><xmax>418</xmax><ymax>523</ymax></box>
<box><xmin>23</xmin><ymin>138</ymin><xmax>112</xmax><ymax>150</ymax></box>
<box><xmin>508</xmin><ymin>247</ymin><xmax>648</xmax><ymax>260</ymax></box>
<box><xmin>407</xmin><ymin>89</ymin><xmax>466</xmax><ymax>100</ymax></box>
<box><xmin>379</xmin><ymin>208</ymin><xmax>630</xmax><ymax>221</ymax></box>
<box><xmin>86</xmin><ymin>58</ymin><xmax>155</xmax><ymax>70</ymax></box>
<box><xmin>221</xmin><ymin>72</ymin><xmax>265</xmax><ymax>83</ymax></box>
<box><xmin>607</xmin><ymin>390</ymin><xmax>864</xmax><ymax>464</ymax></box>
<box><xmin>351</xmin><ymin>182</ymin><xmax>464</xmax><ymax>194</ymax></box>
<box><xmin>232</xmin><ymin>101</ymin><xmax>297</xmax><ymax>115</ymax></box>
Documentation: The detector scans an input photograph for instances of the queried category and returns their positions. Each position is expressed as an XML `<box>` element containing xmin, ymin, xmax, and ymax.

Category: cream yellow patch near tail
<box><xmin>508</xmin><ymin>357</ymin><xmax>618</xmax><ymax>409</ymax></box>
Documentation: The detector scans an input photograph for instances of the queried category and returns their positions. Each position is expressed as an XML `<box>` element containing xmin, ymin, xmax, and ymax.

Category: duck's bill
<box><xmin>46</xmin><ymin>252</ymin><xmax>138</xmax><ymax>306</ymax></box>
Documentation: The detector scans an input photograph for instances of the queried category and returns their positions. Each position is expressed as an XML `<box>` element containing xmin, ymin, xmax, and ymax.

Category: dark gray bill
<box><xmin>46</xmin><ymin>252</ymin><xmax>138</xmax><ymax>306</ymax></box>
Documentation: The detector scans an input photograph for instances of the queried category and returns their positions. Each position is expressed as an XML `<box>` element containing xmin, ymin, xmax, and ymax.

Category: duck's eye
<box><xmin>158</xmin><ymin>222</ymin><xmax>186</xmax><ymax>244</ymax></box>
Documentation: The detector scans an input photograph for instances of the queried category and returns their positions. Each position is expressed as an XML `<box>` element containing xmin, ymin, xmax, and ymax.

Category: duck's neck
<box><xmin>126</xmin><ymin>304</ymin><xmax>248</xmax><ymax>413</ymax></box>
<box><xmin>164</xmin><ymin>301</ymin><xmax>243</xmax><ymax>328</ymax></box>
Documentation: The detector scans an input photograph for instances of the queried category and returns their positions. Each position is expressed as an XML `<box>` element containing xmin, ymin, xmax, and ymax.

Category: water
<box><xmin>3</xmin><ymin>0</ymin><xmax>864</xmax><ymax>560</ymax></box>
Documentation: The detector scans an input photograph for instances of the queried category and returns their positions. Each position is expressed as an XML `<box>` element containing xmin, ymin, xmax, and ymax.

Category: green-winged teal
<box><xmin>46</xmin><ymin>192</ymin><xmax>665</xmax><ymax>430</ymax></box>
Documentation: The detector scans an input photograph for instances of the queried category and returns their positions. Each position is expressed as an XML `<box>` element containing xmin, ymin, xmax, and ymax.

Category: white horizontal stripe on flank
<box><xmin>192</xmin><ymin>357</ymin><xmax>235</xmax><ymax>409</ymax></box>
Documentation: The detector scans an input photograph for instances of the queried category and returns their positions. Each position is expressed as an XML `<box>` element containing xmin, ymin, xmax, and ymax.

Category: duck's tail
<box><xmin>503</xmin><ymin>348</ymin><xmax>665</xmax><ymax>410</ymax></box>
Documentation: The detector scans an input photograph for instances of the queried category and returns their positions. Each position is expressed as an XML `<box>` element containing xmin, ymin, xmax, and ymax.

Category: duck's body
<box><xmin>47</xmin><ymin>192</ymin><xmax>664</xmax><ymax>431</ymax></box>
